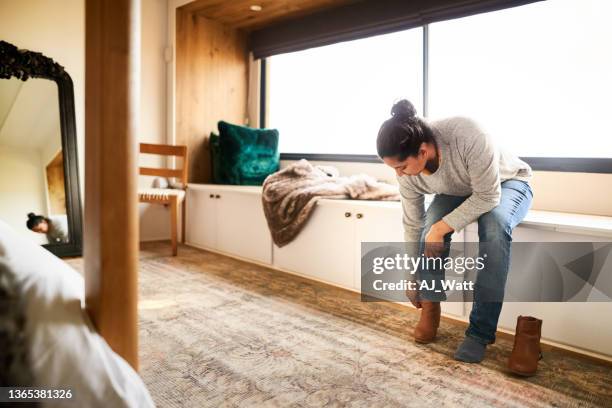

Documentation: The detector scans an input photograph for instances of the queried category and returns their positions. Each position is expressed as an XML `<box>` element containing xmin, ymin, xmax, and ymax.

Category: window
<box><xmin>267</xmin><ymin>29</ymin><xmax>423</xmax><ymax>156</ymax></box>
<box><xmin>428</xmin><ymin>0</ymin><xmax>612</xmax><ymax>158</ymax></box>
<box><xmin>264</xmin><ymin>0</ymin><xmax>612</xmax><ymax>168</ymax></box>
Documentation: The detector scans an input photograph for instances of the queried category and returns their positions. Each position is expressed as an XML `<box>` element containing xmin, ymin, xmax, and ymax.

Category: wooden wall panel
<box><xmin>45</xmin><ymin>151</ymin><xmax>66</xmax><ymax>214</ymax></box>
<box><xmin>176</xmin><ymin>9</ymin><xmax>248</xmax><ymax>183</ymax></box>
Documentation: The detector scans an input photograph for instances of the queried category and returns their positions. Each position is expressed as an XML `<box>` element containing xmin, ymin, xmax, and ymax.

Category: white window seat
<box><xmin>187</xmin><ymin>183</ymin><xmax>612</xmax><ymax>238</ymax></box>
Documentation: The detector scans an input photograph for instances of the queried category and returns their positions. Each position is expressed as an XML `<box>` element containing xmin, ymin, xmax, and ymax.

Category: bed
<box><xmin>0</xmin><ymin>220</ymin><xmax>153</xmax><ymax>407</ymax></box>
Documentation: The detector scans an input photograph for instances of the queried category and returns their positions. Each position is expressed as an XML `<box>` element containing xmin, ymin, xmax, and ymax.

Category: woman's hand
<box><xmin>424</xmin><ymin>230</ymin><xmax>445</xmax><ymax>258</ymax></box>
<box><xmin>424</xmin><ymin>221</ymin><xmax>454</xmax><ymax>258</ymax></box>
<box><xmin>405</xmin><ymin>282</ymin><xmax>422</xmax><ymax>309</ymax></box>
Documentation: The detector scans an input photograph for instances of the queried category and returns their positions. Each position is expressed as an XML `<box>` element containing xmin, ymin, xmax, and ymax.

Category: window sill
<box><xmin>518</xmin><ymin>210</ymin><xmax>612</xmax><ymax>237</ymax></box>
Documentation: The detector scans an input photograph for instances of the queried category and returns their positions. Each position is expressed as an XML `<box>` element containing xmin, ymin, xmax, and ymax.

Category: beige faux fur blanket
<box><xmin>262</xmin><ymin>159</ymin><xmax>400</xmax><ymax>247</ymax></box>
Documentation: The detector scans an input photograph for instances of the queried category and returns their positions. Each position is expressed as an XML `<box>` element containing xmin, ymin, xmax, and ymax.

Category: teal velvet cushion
<box><xmin>214</xmin><ymin>121</ymin><xmax>280</xmax><ymax>185</ymax></box>
<box><xmin>209</xmin><ymin>132</ymin><xmax>221</xmax><ymax>183</ymax></box>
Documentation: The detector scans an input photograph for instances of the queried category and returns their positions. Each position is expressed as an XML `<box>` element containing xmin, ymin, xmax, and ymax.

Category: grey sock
<box><xmin>454</xmin><ymin>336</ymin><xmax>487</xmax><ymax>363</ymax></box>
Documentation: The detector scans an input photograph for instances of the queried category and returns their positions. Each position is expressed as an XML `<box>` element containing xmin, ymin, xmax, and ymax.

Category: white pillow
<box><xmin>0</xmin><ymin>220</ymin><xmax>154</xmax><ymax>408</ymax></box>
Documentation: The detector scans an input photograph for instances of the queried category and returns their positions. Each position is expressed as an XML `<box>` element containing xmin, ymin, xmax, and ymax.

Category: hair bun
<box><xmin>27</xmin><ymin>212</ymin><xmax>35</xmax><ymax>219</ymax></box>
<box><xmin>391</xmin><ymin>99</ymin><xmax>417</xmax><ymax>121</ymax></box>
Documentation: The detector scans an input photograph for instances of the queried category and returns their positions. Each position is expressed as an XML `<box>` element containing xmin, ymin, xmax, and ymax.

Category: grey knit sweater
<box><xmin>397</xmin><ymin>116</ymin><xmax>532</xmax><ymax>242</ymax></box>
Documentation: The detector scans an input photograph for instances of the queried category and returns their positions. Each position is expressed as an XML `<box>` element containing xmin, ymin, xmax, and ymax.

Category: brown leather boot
<box><xmin>413</xmin><ymin>301</ymin><xmax>441</xmax><ymax>343</ymax></box>
<box><xmin>508</xmin><ymin>315</ymin><xmax>543</xmax><ymax>377</ymax></box>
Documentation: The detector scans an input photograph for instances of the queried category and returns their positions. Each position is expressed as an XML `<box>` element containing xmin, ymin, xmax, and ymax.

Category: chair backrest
<box><xmin>139</xmin><ymin>143</ymin><xmax>188</xmax><ymax>187</ymax></box>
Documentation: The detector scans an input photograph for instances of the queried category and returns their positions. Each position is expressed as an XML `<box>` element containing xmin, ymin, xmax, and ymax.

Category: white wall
<box><xmin>0</xmin><ymin>0</ymin><xmax>85</xmax><ymax>196</ymax></box>
<box><xmin>0</xmin><ymin>0</ymin><xmax>171</xmax><ymax>241</ymax></box>
<box><xmin>40</xmin><ymin>133</ymin><xmax>62</xmax><ymax>168</ymax></box>
<box><xmin>139</xmin><ymin>0</ymin><xmax>172</xmax><ymax>241</ymax></box>
<box><xmin>0</xmin><ymin>146</ymin><xmax>47</xmax><ymax>244</ymax></box>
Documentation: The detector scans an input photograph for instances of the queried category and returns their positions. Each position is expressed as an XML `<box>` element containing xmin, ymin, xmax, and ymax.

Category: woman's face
<box><xmin>383</xmin><ymin>144</ymin><xmax>428</xmax><ymax>177</ymax></box>
<box><xmin>32</xmin><ymin>220</ymin><xmax>49</xmax><ymax>234</ymax></box>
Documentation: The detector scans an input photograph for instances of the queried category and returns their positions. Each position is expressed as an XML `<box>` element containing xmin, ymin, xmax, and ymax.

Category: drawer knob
<box><xmin>345</xmin><ymin>212</ymin><xmax>352</xmax><ymax>217</ymax></box>
<box><xmin>209</xmin><ymin>194</ymin><xmax>214</xmax><ymax>198</ymax></box>
<box><xmin>356</xmin><ymin>213</ymin><xmax>363</xmax><ymax>219</ymax></box>
<box><xmin>215</xmin><ymin>194</ymin><xmax>221</xmax><ymax>199</ymax></box>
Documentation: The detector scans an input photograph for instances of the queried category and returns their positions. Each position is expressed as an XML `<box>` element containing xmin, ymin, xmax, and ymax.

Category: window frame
<box><xmin>261</xmin><ymin>21</ymin><xmax>612</xmax><ymax>173</ymax></box>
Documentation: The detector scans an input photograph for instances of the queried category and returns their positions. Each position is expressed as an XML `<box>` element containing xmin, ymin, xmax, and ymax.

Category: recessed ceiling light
<box><xmin>250</xmin><ymin>5</ymin><xmax>263</xmax><ymax>12</ymax></box>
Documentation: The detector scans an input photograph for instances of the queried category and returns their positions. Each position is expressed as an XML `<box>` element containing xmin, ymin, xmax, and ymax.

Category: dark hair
<box><xmin>376</xmin><ymin>99</ymin><xmax>436</xmax><ymax>160</ymax></box>
<box><xmin>26</xmin><ymin>213</ymin><xmax>47</xmax><ymax>230</ymax></box>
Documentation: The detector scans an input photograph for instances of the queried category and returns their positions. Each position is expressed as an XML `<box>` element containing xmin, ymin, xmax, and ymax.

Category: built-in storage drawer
<box><xmin>273</xmin><ymin>200</ymin><xmax>356</xmax><ymax>289</ymax></box>
<box><xmin>186</xmin><ymin>184</ymin><xmax>272</xmax><ymax>264</ymax></box>
<box><xmin>273</xmin><ymin>197</ymin><xmax>465</xmax><ymax>317</ymax></box>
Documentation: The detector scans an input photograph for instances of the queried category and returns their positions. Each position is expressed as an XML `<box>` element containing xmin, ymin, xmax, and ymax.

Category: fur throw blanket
<box><xmin>262</xmin><ymin>159</ymin><xmax>400</xmax><ymax>247</ymax></box>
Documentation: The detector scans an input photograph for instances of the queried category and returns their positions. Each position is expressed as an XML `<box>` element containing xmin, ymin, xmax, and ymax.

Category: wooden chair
<box><xmin>138</xmin><ymin>143</ymin><xmax>188</xmax><ymax>256</ymax></box>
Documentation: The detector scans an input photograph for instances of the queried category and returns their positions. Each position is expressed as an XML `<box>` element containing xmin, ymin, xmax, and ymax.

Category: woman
<box><xmin>377</xmin><ymin>100</ymin><xmax>533</xmax><ymax>363</ymax></box>
<box><xmin>26</xmin><ymin>213</ymin><xmax>69</xmax><ymax>244</ymax></box>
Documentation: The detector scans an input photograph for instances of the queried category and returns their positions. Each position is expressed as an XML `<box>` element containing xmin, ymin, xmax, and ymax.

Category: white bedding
<box><xmin>0</xmin><ymin>220</ymin><xmax>154</xmax><ymax>408</ymax></box>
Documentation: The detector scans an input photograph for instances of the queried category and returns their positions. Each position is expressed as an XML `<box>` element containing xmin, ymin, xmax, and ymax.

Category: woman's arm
<box><xmin>441</xmin><ymin>120</ymin><xmax>502</xmax><ymax>233</ymax></box>
<box><xmin>398</xmin><ymin>177</ymin><xmax>425</xmax><ymax>243</ymax></box>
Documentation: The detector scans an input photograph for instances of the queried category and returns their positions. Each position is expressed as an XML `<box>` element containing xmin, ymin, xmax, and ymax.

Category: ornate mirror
<box><xmin>0</xmin><ymin>40</ymin><xmax>82</xmax><ymax>257</ymax></box>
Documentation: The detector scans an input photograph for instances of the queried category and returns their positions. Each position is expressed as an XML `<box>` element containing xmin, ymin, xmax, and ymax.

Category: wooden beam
<box><xmin>139</xmin><ymin>167</ymin><xmax>184</xmax><ymax>179</ymax></box>
<box><xmin>85</xmin><ymin>0</ymin><xmax>140</xmax><ymax>370</ymax></box>
<box><xmin>140</xmin><ymin>143</ymin><xmax>187</xmax><ymax>157</ymax></box>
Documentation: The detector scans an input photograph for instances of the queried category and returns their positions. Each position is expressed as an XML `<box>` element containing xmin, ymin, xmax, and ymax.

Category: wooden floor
<box><xmin>67</xmin><ymin>242</ymin><xmax>612</xmax><ymax>407</ymax></box>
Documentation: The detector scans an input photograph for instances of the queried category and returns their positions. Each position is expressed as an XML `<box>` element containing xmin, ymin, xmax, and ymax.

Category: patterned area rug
<box><xmin>67</xmin><ymin>243</ymin><xmax>612</xmax><ymax>407</ymax></box>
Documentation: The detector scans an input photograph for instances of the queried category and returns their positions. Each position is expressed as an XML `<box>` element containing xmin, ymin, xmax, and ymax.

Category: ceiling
<box><xmin>181</xmin><ymin>0</ymin><xmax>360</xmax><ymax>31</ymax></box>
<box><xmin>0</xmin><ymin>77</ymin><xmax>61</xmax><ymax>152</ymax></box>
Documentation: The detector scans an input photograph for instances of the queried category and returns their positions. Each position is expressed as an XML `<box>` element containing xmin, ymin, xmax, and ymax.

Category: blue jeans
<box><xmin>417</xmin><ymin>179</ymin><xmax>533</xmax><ymax>344</ymax></box>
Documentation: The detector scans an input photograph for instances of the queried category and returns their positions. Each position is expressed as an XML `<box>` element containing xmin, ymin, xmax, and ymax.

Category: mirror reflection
<box><xmin>0</xmin><ymin>77</ymin><xmax>70</xmax><ymax>245</ymax></box>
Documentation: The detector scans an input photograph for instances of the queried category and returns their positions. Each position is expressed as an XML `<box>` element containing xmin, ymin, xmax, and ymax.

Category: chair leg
<box><xmin>170</xmin><ymin>196</ymin><xmax>178</xmax><ymax>256</ymax></box>
<box><xmin>181</xmin><ymin>199</ymin><xmax>186</xmax><ymax>244</ymax></box>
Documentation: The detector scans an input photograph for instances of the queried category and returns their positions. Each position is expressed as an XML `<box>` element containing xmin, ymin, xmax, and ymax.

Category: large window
<box><xmin>267</xmin><ymin>29</ymin><xmax>423</xmax><ymax>155</ymax></box>
<box><xmin>265</xmin><ymin>0</ymin><xmax>612</xmax><ymax>164</ymax></box>
<box><xmin>429</xmin><ymin>0</ymin><xmax>612</xmax><ymax>158</ymax></box>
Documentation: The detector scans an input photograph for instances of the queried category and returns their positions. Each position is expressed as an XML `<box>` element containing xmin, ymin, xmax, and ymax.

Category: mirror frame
<box><xmin>0</xmin><ymin>40</ymin><xmax>83</xmax><ymax>257</ymax></box>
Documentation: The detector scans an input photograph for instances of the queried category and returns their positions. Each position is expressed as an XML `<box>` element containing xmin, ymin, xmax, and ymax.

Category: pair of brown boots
<box><xmin>413</xmin><ymin>302</ymin><xmax>542</xmax><ymax>376</ymax></box>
